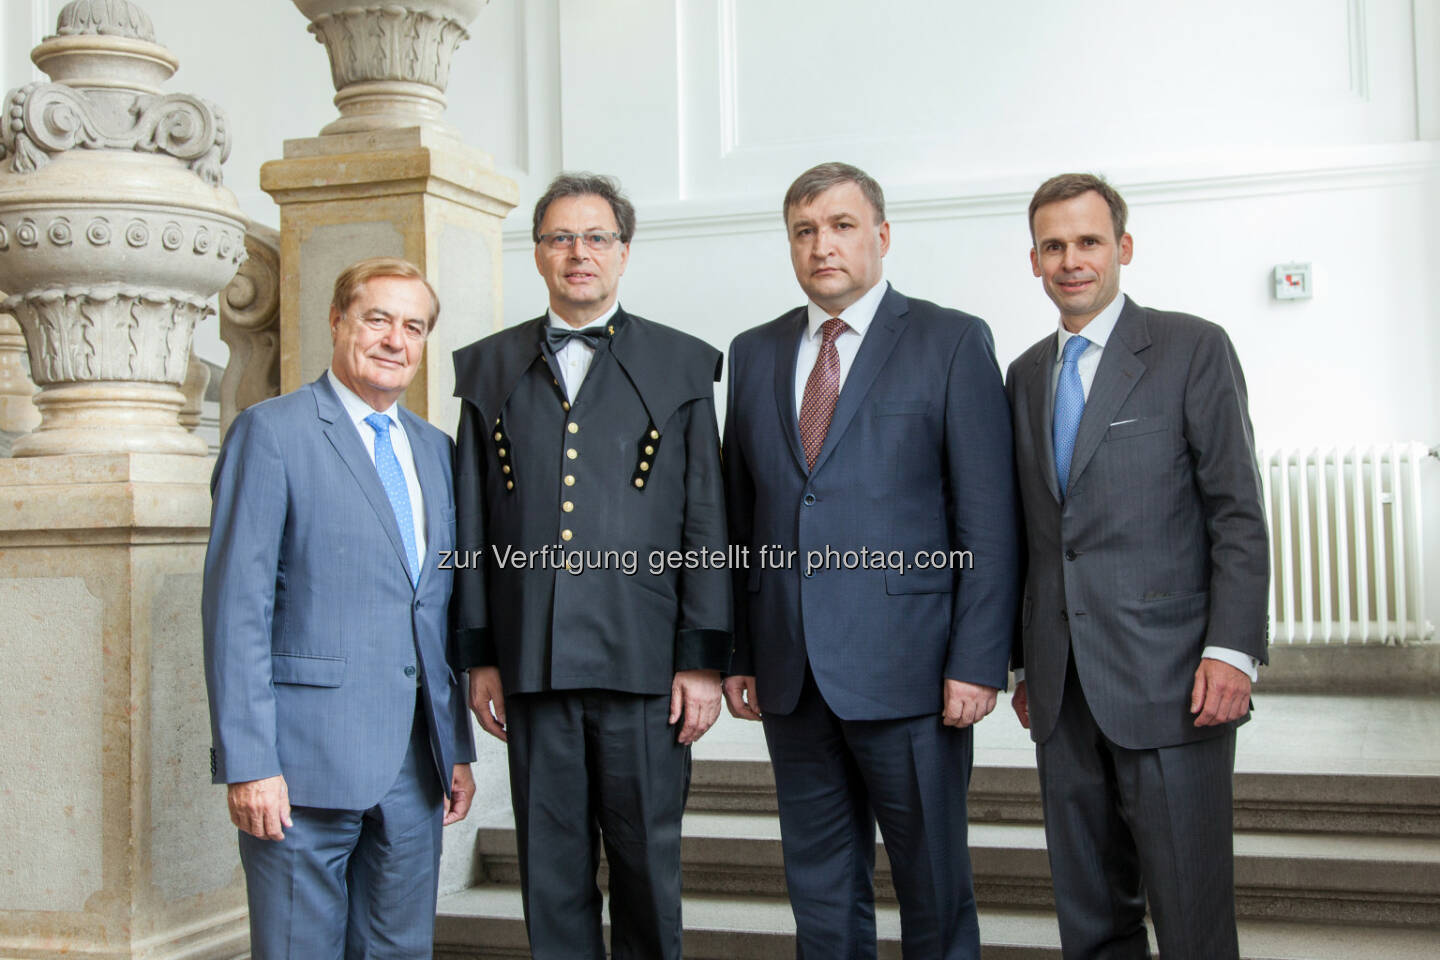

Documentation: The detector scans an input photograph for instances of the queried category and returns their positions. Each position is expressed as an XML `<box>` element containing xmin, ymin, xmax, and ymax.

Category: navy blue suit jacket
<box><xmin>203</xmin><ymin>375</ymin><xmax>476</xmax><ymax>810</ymax></box>
<box><xmin>724</xmin><ymin>285</ymin><xmax>1021</xmax><ymax>720</ymax></box>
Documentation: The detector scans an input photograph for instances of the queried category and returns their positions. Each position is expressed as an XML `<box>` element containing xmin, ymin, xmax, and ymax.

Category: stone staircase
<box><xmin>436</xmin><ymin>693</ymin><xmax>1440</xmax><ymax>959</ymax></box>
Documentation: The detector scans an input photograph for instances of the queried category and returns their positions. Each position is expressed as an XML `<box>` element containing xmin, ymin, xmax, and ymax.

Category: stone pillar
<box><xmin>265</xmin><ymin>0</ymin><xmax>517</xmax><ymax>433</ymax></box>
<box><xmin>217</xmin><ymin>221</ymin><xmax>281</xmax><ymax>440</ymax></box>
<box><xmin>0</xmin><ymin>3</ymin><xmax>247</xmax><ymax>958</ymax></box>
<box><xmin>0</xmin><ymin>308</ymin><xmax>40</xmax><ymax>456</ymax></box>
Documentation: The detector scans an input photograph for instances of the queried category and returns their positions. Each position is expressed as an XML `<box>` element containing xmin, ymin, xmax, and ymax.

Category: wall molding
<box><xmin>504</xmin><ymin>142</ymin><xmax>1440</xmax><ymax>250</ymax></box>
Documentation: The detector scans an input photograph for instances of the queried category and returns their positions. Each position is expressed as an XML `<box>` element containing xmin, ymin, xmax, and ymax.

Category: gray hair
<box><xmin>531</xmin><ymin>172</ymin><xmax>637</xmax><ymax>244</ymax></box>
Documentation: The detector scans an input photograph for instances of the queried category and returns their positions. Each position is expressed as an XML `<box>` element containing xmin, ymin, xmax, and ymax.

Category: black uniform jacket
<box><xmin>451</xmin><ymin>308</ymin><xmax>732</xmax><ymax>696</ymax></box>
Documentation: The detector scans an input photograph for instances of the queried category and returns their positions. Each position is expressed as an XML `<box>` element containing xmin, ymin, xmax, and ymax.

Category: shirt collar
<box><xmin>548</xmin><ymin>300</ymin><xmax>620</xmax><ymax>332</ymax></box>
<box><xmin>327</xmin><ymin>368</ymin><xmax>400</xmax><ymax>428</ymax></box>
<box><xmin>1056</xmin><ymin>291</ymin><xmax>1126</xmax><ymax>361</ymax></box>
<box><xmin>805</xmin><ymin>278</ymin><xmax>887</xmax><ymax>341</ymax></box>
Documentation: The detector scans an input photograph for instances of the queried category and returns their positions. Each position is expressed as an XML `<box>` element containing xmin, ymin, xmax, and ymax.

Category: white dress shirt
<box><xmin>327</xmin><ymin>369</ymin><xmax>426</xmax><ymax>565</ymax></box>
<box><xmin>793</xmin><ymin>278</ymin><xmax>888</xmax><ymax>415</ymax></box>
<box><xmin>1017</xmin><ymin>293</ymin><xmax>1256</xmax><ymax>684</ymax></box>
<box><xmin>549</xmin><ymin>302</ymin><xmax>621</xmax><ymax>401</ymax></box>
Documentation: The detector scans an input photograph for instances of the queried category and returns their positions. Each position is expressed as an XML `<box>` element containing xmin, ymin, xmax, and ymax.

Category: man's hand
<box><xmin>228</xmin><ymin>775</ymin><xmax>292</xmax><ymax>841</ymax></box>
<box><xmin>1191</xmin><ymin>658</ymin><xmax>1251</xmax><ymax>727</ymax></box>
<box><xmin>443</xmin><ymin>763</ymin><xmax>475</xmax><ymax>826</ymax></box>
<box><xmin>469</xmin><ymin>666</ymin><xmax>507</xmax><ymax>743</ymax></box>
<box><xmin>943</xmin><ymin>679</ymin><xmax>998</xmax><ymax>728</ymax></box>
<box><xmin>1011</xmin><ymin>679</ymin><xmax>1030</xmax><ymax>730</ymax></box>
<box><xmin>670</xmin><ymin>669</ymin><xmax>722</xmax><ymax>744</ymax></box>
<box><xmin>722</xmin><ymin>674</ymin><xmax>762</xmax><ymax>721</ymax></box>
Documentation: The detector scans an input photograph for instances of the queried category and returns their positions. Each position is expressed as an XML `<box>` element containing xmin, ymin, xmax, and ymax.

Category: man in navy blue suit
<box><xmin>722</xmin><ymin>162</ymin><xmax>1021</xmax><ymax>958</ymax></box>
<box><xmin>203</xmin><ymin>258</ymin><xmax>476</xmax><ymax>958</ymax></box>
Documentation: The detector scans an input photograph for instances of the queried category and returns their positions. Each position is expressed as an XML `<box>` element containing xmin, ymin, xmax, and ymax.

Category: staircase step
<box><xmin>435</xmin><ymin>884</ymin><xmax>1440</xmax><ymax>960</ymax></box>
<box><xmin>475</xmin><ymin>814</ymin><xmax>1440</xmax><ymax>927</ymax></box>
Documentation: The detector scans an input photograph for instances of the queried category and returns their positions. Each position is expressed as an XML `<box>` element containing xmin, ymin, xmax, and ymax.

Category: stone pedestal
<box><xmin>0</xmin><ymin>454</ymin><xmax>247</xmax><ymax>960</ymax></box>
<box><xmin>260</xmin><ymin>126</ymin><xmax>516</xmax><ymax>430</ymax></box>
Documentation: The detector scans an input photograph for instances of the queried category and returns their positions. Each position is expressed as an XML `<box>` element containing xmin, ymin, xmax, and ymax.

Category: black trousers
<box><xmin>1037</xmin><ymin>656</ymin><xmax>1239</xmax><ymax>960</ymax></box>
<box><xmin>761</xmin><ymin>669</ymin><xmax>980</xmax><ymax>960</ymax></box>
<box><xmin>506</xmin><ymin>689</ymin><xmax>691</xmax><ymax>960</ymax></box>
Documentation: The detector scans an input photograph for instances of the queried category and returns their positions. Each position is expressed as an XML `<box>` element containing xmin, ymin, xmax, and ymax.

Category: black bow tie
<box><xmin>545</xmin><ymin>324</ymin><xmax>611</xmax><ymax>352</ymax></box>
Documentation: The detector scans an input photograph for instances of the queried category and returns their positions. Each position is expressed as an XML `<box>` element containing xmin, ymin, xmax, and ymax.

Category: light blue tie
<box><xmin>365</xmin><ymin>412</ymin><xmax>420</xmax><ymax>585</ymax></box>
<box><xmin>1053</xmin><ymin>335</ymin><xmax>1090</xmax><ymax>498</ymax></box>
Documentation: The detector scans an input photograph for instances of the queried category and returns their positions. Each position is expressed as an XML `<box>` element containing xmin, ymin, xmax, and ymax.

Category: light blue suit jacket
<box><xmin>203</xmin><ymin>374</ymin><xmax>475</xmax><ymax>810</ymax></box>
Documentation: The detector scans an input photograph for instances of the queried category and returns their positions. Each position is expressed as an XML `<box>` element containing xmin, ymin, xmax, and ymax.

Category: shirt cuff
<box><xmin>1201</xmin><ymin>646</ymin><xmax>1259</xmax><ymax>682</ymax></box>
<box><xmin>1012</xmin><ymin>668</ymin><xmax>1025</xmax><ymax>684</ymax></box>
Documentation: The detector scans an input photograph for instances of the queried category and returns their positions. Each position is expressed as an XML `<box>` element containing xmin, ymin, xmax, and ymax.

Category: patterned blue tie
<box><xmin>365</xmin><ymin>412</ymin><xmax>420</xmax><ymax>585</ymax></box>
<box><xmin>1053</xmin><ymin>335</ymin><xmax>1090</xmax><ymax>498</ymax></box>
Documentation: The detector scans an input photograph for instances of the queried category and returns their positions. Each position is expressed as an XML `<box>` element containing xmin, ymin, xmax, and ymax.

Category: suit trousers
<box><xmin>1037</xmin><ymin>656</ymin><xmax>1239</xmax><ymax>960</ymax></box>
<box><xmin>238</xmin><ymin>695</ymin><xmax>445</xmax><ymax>960</ymax></box>
<box><xmin>762</xmin><ymin>668</ymin><xmax>979</xmax><ymax>960</ymax></box>
<box><xmin>506</xmin><ymin>689</ymin><xmax>691</xmax><ymax>960</ymax></box>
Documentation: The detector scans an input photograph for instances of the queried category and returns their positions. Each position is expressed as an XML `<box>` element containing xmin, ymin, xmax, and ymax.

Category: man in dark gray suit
<box><xmin>1006</xmin><ymin>173</ymin><xmax>1269</xmax><ymax>960</ymax></box>
<box><xmin>724</xmin><ymin>162</ymin><xmax>1021</xmax><ymax>958</ymax></box>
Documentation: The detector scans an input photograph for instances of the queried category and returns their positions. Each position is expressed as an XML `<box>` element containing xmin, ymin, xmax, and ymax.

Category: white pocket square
<box><xmin>1109</xmin><ymin>418</ymin><xmax>1138</xmax><ymax>427</ymax></box>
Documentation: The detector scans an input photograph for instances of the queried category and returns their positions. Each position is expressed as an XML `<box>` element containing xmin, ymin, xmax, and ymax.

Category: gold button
<box><xmin>502</xmin><ymin>464</ymin><xmax>511</xmax><ymax>474</ymax></box>
<box><xmin>644</xmin><ymin>445</ymin><xmax>654</xmax><ymax>455</ymax></box>
<box><xmin>494</xmin><ymin>431</ymin><xmax>503</xmax><ymax>441</ymax></box>
<box><xmin>561</xmin><ymin>529</ymin><xmax>573</xmax><ymax>541</ymax></box>
<box><xmin>562</xmin><ymin>501</ymin><xmax>574</xmax><ymax>512</ymax></box>
<box><xmin>649</xmin><ymin>429</ymin><xmax>659</xmax><ymax>440</ymax></box>
<box><xmin>498</xmin><ymin>448</ymin><xmax>507</xmax><ymax>458</ymax></box>
<box><xmin>634</xmin><ymin>478</ymin><xmax>645</xmax><ymax>488</ymax></box>
<box><xmin>608</xmin><ymin>324</ymin><xmax>615</xmax><ymax>335</ymax></box>
<box><xmin>567</xmin><ymin>422</ymin><xmax>579</xmax><ymax>434</ymax></box>
<box><xmin>506</xmin><ymin>480</ymin><xmax>514</xmax><ymax>490</ymax></box>
<box><xmin>552</xmin><ymin>377</ymin><xmax>558</xmax><ymax>386</ymax></box>
<box><xmin>562</xmin><ymin>401</ymin><xmax>571</xmax><ymax>411</ymax></box>
<box><xmin>495</xmin><ymin>417</ymin><xmax>501</xmax><ymax>425</ymax></box>
<box><xmin>564</xmin><ymin>475</ymin><xmax>575</xmax><ymax>486</ymax></box>
<box><xmin>640</xmin><ymin>461</ymin><xmax>650</xmax><ymax>471</ymax></box>
<box><xmin>566</xmin><ymin>448</ymin><xmax>578</xmax><ymax>460</ymax></box>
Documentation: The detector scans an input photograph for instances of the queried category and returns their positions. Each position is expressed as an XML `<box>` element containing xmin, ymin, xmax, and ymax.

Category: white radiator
<box><xmin>1258</xmin><ymin>443</ymin><xmax>1435</xmax><ymax>645</ymax></box>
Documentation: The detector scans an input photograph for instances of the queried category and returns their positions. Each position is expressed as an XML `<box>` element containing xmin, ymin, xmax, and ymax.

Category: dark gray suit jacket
<box><xmin>725</xmin><ymin>285</ymin><xmax>1021</xmax><ymax>720</ymax></box>
<box><xmin>1005</xmin><ymin>296</ymin><xmax>1269</xmax><ymax>750</ymax></box>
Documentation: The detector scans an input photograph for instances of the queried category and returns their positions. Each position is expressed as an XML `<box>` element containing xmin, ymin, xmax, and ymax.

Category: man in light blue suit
<box><xmin>203</xmin><ymin>257</ymin><xmax>476</xmax><ymax>959</ymax></box>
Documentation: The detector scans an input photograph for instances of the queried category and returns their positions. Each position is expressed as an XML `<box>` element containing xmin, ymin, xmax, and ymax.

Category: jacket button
<box><xmin>404</xmin><ymin>666</ymin><xmax>416</xmax><ymax>678</ymax></box>
<box><xmin>803</xmin><ymin>493</ymin><xmax>816</xmax><ymax>505</ymax></box>
<box><xmin>1065</xmin><ymin>549</ymin><xmax>1077</xmax><ymax>561</ymax></box>
<box><xmin>1060</xmin><ymin>609</ymin><xmax>1068</xmax><ymax>621</ymax></box>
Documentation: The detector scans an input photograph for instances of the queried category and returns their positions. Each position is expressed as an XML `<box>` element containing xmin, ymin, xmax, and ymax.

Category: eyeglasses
<box><xmin>538</xmin><ymin>231</ymin><xmax>623</xmax><ymax>251</ymax></box>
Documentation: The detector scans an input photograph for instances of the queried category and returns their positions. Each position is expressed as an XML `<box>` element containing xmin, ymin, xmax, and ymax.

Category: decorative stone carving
<box><xmin>0</xmin><ymin>83</ymin><xmax>231</xmax><ymax>186</ymax></box>
<box><xmin>52</xmin><ymin>0</ymin><xmax>157</xmax><ymax>40</ymax></box>
<box><xmin>0</xmin><ymin>1</ymin><xmax>244</xmax><ymax>457</ymax></box>
<box><xmin>293</xmin><ymin>0</ymin><xmax>488</xmax><ymax>135</ymax></box>
<box><xmin>219</xmin><ymin>221</ymin><xmax>281</xmax><ymax>439</ymax></box>
<box><xmin>0</xmin><ymin>308</ymin><xmax>40</xmax><ymax>457</ymax></box>
<box><xmin>178</xmin><ymin>344</ymin><xmax>209</xmax><ymax>431</ymax></box>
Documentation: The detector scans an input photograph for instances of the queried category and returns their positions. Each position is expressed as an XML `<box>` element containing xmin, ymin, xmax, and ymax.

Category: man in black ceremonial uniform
<box><xmin>451</xmin><ymin>173</ymin><xmax>731</xmax><ymax>960</ymax></box>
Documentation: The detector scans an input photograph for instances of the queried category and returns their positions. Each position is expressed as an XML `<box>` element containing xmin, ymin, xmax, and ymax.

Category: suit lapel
<box><xmin>1027</xmin><ymin>334</ymin><xmax>1061</xmax><ymax>503</ymax></box>
<box><xmin>1065</xmin><ymin>299</ymin><xmax>1149</xmax><ymax>493</ymax></box>
<box><xmin>808</xmin><ymin>285</ymin><xmax>909</xmax><ymax>476</ymax></box>
<box><xmin>771</xmin><ymin>309</ymin><xmax>808</xmax><ymax>473</ymax></box>
<box><xmin>314</xmin><ymin>375</ymin><xmax>416</xmax><ymax>584</ymax></box>
<box><xmin>400</xmin><ymin>407</ymin><xmax>444</xmax><ymax>588</ymax></box>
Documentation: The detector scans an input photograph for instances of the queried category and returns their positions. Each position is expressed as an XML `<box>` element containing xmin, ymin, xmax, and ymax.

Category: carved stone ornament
<box><xmin>219</xmin><ymin>222</ymin><xmax>281</xmax><ymax>440</ymax></box>
<box><xmin>0</xmin><ymin>83</ymin><xmax>231</xmax><ymax>186</ymax></box>
<box><xmin>0</xmin><ymin>1</ymin><xmax>244</xmax><ymax>457</ymax></box>
<box><xmin>293</xmin><ymin>0</ymin><xmax>488</xmax><ymax>135</ymax></box>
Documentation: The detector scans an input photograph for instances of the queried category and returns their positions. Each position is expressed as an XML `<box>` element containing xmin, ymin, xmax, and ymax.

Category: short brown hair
<box><xmin>330</xmin><ymin>257</ymin><xmax>440</xmax><ymax>329</ymax></box>
<box><xmin>783</xmin><ymin>162</ymin><xmax>886</xmax><ymax>226</ymax></box>
<box><xmin>532</xmin><ymin>173</ymin><xmax>637</xmax><ymax>244</ymax></box>
<box><xmin>1028</xmin><ymin>173</ymin><xmax>1128</xmax><ymax>244</ymax></box>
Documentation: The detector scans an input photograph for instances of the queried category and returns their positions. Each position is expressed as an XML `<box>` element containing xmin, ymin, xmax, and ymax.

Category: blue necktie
<box><xmin>1053</xmin><ymin>334</ymin><xmax>1090</xmax><ymax>498</ymax></box>
<box><xmin>365</xmin><ymin>412</ymin><xmax>420</xmax><ymax>585</ymax></box>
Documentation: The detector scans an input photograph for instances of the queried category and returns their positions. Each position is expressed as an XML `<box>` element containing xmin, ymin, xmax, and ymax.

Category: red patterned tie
<box><xmin>798</xmin><ymin>317</ymin><xmax>848</xmax><ymax>470</ymax></box>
